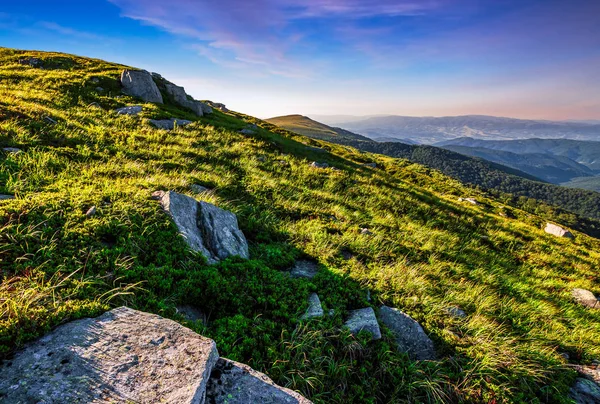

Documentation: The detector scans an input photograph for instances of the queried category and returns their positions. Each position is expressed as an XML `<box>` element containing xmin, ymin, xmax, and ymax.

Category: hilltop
<box><xmin>266</xmin><ymin>114</ymin><xmax>369</xmax><ymax>141</ymax></box>
<box><xmin>1</xmin><ymin>48</ymin><xmax>600</xmax><ymax>403</ymax></box>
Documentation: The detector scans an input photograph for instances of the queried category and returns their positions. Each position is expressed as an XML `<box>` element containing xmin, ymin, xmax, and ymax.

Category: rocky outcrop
<box><xmin>163</xmin><ymin>81</ymin><xmax>205</xmax><ymax>116</ymax></box>
<box><xmin>149</xmin><ymin>118</ymin><xmax>193</xmax><ymax>130</ymax></box>
<box><xmin>115</xmin><ymin>105</ymin><xmax>143</xmax><ymax>115</ymax></box>
<box><xmin>120</xmin><ymin>69</ymin><xmax>163</xmax><ymax>104</ymax></box>
<box><xmin>214</xmin><ymin>103</ymin><xmax>228</xmax><ymax>112</ymax></box>
<box><xmin>0</xmin><ymin>307</ymin><xmax>219</xmax><ymax>403</ymax></box>
<box><xmin>378</xmin><ymin>305</ymin><xmax>436</xmax><ymax>360</ymax></box>
<box><xmin>290</xmin><ymin>260</ymin><xmax>319</xmax><ymax>279</ymax></box>
<box><xmin>310</xmin><ymin>161</ymin><xmax>329</xmax><ymax>169</ymax></box>
<box><xmin>206</xmin><ymin>358</ymin><xmax>311</xmax><ymax>403</ymax></box>
<box><xmin>155</xmin><ymin>190</ymin><xmax>249</xmax><ymax>264</ymax></box>
<box><xmin>301</xmin><ymin>293</ymin><xmax>324</xmax><ymax>320</ymax></box>
<box><xmin>0</xmin><ymin>307</ymin><xmax>311</xmax><ymax>403</ymax></box>
<box><xmin>572</xmin><ymin>288</ymin><xmax>599</xmax><ymax>308</ymax></box>
<box><xmin>545</xmin><ymin>222</ymin><xmax>574</xmax><ymax>238</ymax></box>
<box><xmin>344</xmin><ymin>307</ymin><xmax>381</xmax><ymax>340</ymax></box>
<box><xmin>570</xmin><ymin>378</ymin><xmax>600</xmax><ymax>404</ymax></box>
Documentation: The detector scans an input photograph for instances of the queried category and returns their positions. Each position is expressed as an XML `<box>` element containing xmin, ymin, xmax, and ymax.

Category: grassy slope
<box><xmin>1</xmin><ymin>48</ymin><xmax>599</xmax><ymax>403</ymax></box>
<box><xmin>266</xmin><ymin>114</ymin><xmax>369</xmax><ymax>141</ymax></box>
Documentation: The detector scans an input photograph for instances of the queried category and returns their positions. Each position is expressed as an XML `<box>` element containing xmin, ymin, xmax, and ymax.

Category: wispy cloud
<box><xmin>38</xmin><ymin>22</ymin><xmax>110</xmax><ymax>41</ymax></box>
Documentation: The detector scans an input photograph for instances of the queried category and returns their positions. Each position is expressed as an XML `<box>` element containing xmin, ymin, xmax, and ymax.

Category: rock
<box><xmin>214</xmin><ymin>103</ymin><xmax>229</xmax><ymax>112</ymax></box>
<box><xmin>290</xmin><ymin>260</ymin><xmax>319</xmax><ymax>279</ymax></box>
<box><xmin>344</xmin><ymin>307</ymin><xmax>381</xmax><ymax>340</ymax></box>
<box><xmin>88</xmin><ymin>102</ymin><xmax>102</xmax><ymax>109</ymax></box>
<box><xmin>120</xmin><ymin>69</ymin><xmax>163</xmax><ymax>103</ymax></box>
<box><xmin>301</xmin><ymin>293</ymin><xmax>324</xmax><ymax>320</ymax></box>
<box><xmin>149</xmin><ymin>118</ymin><xmax>193</xmax><ymax>130</ymax></box>
<box><xmin>360</xmin><ymin>228</ymin><xmax>372</xmax><ymax>235</ymax></box>
<box><xmin>446</xmin><ymin>306</ymin><xmax>467</xmax><ymax>318</ymax></box>
<box><xmin>191</xmin><ymin>184</ymin><xmax>211</xmax><ymax>193</ymax></box>
<box><xmin>570</xmin><ymin>378</ymin><xmax>600</xmax><ymax>404</ymax></box>
<box><xmin>257</xmin><ymin>155</ymin><xmax>267</xmax><ymax>162</ymax></box>
<box><xmin>0</xmin><ymin>307</ymin><xmax>219</xmax><ymax>403</ymax></box>
<box><xmin>157</xmin><ymin>190</ymin><xmax>249</xmax><ymax>264</ymax></box>
<box><xmin>362</xmin><ymin>163</ymin><xmax>377</xmax><ymax>168</ymax></box>
<box><xmin>18</xmin><ymin>57</ymin><xmax>43</xmax><ymax>67</ymax></box>
<box><xmin>240</xmin><ymin>128</ymin><xmax>256</xmax><ymax>135</ymax></box>
<box><xmin>200</xmin><ymin>102</ymin><xmax>213</xmax><ymax>114</ymax></box>
<box><xmin>206</xmin><ymin>358</ymin><xmax>312</xmax><ymax>404</ymax></box>
<box><xmin>575</xmin><ymin>364</ymin><xmax>600</xmax><ymax>384</ymax></box>
<box><xmin>0</xmin><ymin>195</ymin><xmax>15</xmax><ymax>200</ymax></box>
<box><xmin>572</xmin><ymin>288</ymin><xmax>599</xmax><ymax>308</ymax></box>
<box><xmin>545</xmin><ymin>222</ymin><xmax>574</xmax><ymax>238</ymax></box>
<box><xmin>44</xmin><ymin>116</ymin><xmax>57</xmax><ymax>124</ymax></box>
<box><xmin>95</xmin><ymin>87</ymin><xmax>104</xmax><ymax>92</ymax></box>
<box><xmin>3</xmin><ymin>147</ymin><xmax>22</xmax><ymax>154</ymax></box>
<box><xmin>378</xmin><ymin>305</ymin><xmax>435</xmax><ymax>360</ymax></box>
<box><xmin>90</xmin><ymin>77</ymin><xmax>100</xmax><ymax>83</ymax></box>
<box><xmin>85</xmin><ymin>206</ymin><xmax>97</xmax><ymax>217</ymax></box>
<box><xmin>115</xmin><ymin>105</ymin><xmax>143</xmax><ymax>115</ymax></box>
<box><xmin>163</xmin><ymin>82</ymin><xmax>204</xmax><ymax>117</ymax></box>
<box><xmin>310</xmin><ymin>161</ymin><xmax>329</xmax><ymax>169</ymax></box>
<box><xmin>176</xmin><ymin>305</ymin><xmax>206</xmax><ymax>322</ymax></box>
<box><xmin>458</xmin><ymin>197</ymin><xmax>479</xmax><ymax>205</ymax></box>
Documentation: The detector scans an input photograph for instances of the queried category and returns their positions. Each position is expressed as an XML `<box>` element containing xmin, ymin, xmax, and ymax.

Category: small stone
<box><xmin>545</xmin><ymin>223</ymin><xmax>574</xmax><ymax>239</ymax></box>
<box><xmin>149</xmin><ymin>119</ymin><xmax>193</xmax><ymax>130</ymax></box>
<box><xmin>458</xmin><ymin>197</ymin><xmax>479</xmax><ymax>205</ymax></box>
<box><xmin>360</xmin><ymin>228</ymin><xmax>372</xmax><ymax>235</ymax></box>
<box><xmin>290</xmin><ymin>260</ymin><xmax>319</xmax><ymax>279</ymax></box>
<box><xmin>151</xmin><ymin>190</ymin><xmax>165</xmax><ymax>200</ymax></box>
<box><xmin>344</xmin><ymin>307</ymin><xmax>381</xmax><ymax>340</ymax></box>
<box><xmin>214</xmin><ymin>103</ymin><xmax>228</xmax><ymax>112</ymax></box>
<box><xmin>115</xmin><ymin>106</ymin><xmax>143</xmax><ymax>116</ymax></box>
<box><xmin>362</xmin><ymin>162</ymin><xmax>377</xmax><ymax>168</ymax></box>
<box><xmin>95</xmin><ymin>87</ymin><xmax>104</xmax><ymax>92</ymax></box>
<box><xmin>310</xmin><ymin>161</ymin><xmax>329</xmax><ymax>169</ymax></box>
<box><xmin>301</xmin><ymin>293</ymin><xmax>324</xmax><ymax>320</ymax></box>
<box><xmin>239</xmin><ymin>128</ymin><xmax>256</xmax><ymax>135</ymax></box>
<box><xmin>85</xmin><ymin>206</ymin><xmax>97</xmax><ymax>217</ymax></box>
<box><xmin>3</xmin><ymin>147</ymin><xmax>22</xmax><ymax>154</ymax></box>
<box><xmin>570</xmin><ymin>378</ymin><xmax>600</xmax><ymax>404</ymax></box>
<box><xmin>90</xmin><ymin>77</ymin><xmax>100</xmax><ymax>83</ymax></box>
<box><xmin>446</xmin><ymin>306</ymin><xmax>466</xmax><ymax>318</ymax></box>
<box><xmin>44</xmin><ymin>116</ymin><xmax>57</xmax><ymax>124</ymax></box>
<box><xmin>0</xmin><ymin>195</ymin><xmax>15</xmax><ymax>200</ymax></box>
<box><xmin>572</xmin><ymin>288</ymin><xmax>599</xmax><ymax>309</ymax></box>
<box><xmin>378</xmin><ymin>305</ymin><xmax>436</xmax><ymax>360</ymax></box>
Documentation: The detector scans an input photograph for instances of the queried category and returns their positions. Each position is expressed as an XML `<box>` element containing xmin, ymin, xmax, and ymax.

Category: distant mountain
<box><xmin>266</xmin><ymin>114</ymin><xmax>369</xmax><ymax>141</ymax></box>
<box><xmin>440</xmin><ymin>145</ymin><xmax>595</xmax><ymax>183</ymax></box>
<box><xmin>336</xmin><ymin>115</ymin><xmax>600</xmax><ymax>144</ymax></box>
<box><xmin>372</xmin><ymin>137</ymin><xmax>419</xmax><ymax>144</ymax></box>
<box><xmin>562</xmin><ymin>177</ymin><xmax>600</xmax><ymax>192</ymax></box>
<box><xmin>436</xmin><ymin>137</ymin><xmax>600</xmax><ymax>171</ymax></box>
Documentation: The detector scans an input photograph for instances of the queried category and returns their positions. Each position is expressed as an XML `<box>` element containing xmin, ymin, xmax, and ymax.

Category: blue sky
<box><xmin>1</xmin><ymin>0</ymin><xmax>599</xmax><ymax>119</ymax></box>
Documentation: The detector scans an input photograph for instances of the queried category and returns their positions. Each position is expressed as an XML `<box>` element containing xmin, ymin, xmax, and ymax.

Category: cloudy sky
<box><xmin>1</xmin><ymin>0</ymin><xmax>599</xmax><ymax>119</ymax></box>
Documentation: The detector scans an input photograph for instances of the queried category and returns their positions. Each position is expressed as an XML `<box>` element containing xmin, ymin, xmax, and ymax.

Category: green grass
<box><xmin>266</xmin><ymin>114</ymin><xmax>369</xmax><ymax>141</ymax></box>
<box><xmin>1</xmin><ymin>47</ymin><xmax>599</xmax><ymax>403</ymax></box>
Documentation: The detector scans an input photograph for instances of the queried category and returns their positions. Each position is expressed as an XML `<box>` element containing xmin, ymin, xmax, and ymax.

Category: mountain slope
<box><xmin>336</xmin><ymin>115</ymin><xmax>600</xmax><ymax>144</ymax></box>
<box><xmin>1</xmin><ymin>48</ymin><xmax>600</xmax><ymax>403</ymax></box>
<box><xmin>266</xmin><ymin>114</ymin><xmax>369</xmax><ymax>141</ymax></box>
<box><xmin>442</xmin><ymin>145</ymin><xmax>595</xmax><ymax>183</ymax></box>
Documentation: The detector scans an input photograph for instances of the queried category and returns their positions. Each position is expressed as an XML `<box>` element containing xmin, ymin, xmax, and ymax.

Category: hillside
<box><xmin>441</xmin><ymin>145</ymin><xmax>595</xmax><ymax>183</ymax></box>
<box><xmin>266</xmin><ymin>114</ymin><xmax>369</xmax><ymax>141</ymax></box>
<box><xmin>1</xmin><ymin>48</ymin><xmax>600</xmax><ymax>403</ymax></box>
<box><xmin>334</xmin><ymin>115</ymin><xmax>600</xmax><ymax>144</ymax></box>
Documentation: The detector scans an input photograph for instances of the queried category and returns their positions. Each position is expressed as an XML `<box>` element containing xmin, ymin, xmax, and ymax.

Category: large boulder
<box><xmin>0</xmin><ymin>307</ymin><xmax>219</xmax><ymax>403</ymax></box>
<box><xmin>206</xmin><ymin>358</ymin><xmax>311</xmax><ymax>403</ymax></box>
<box><xmin>378</xmin><ymin>305</ymin><xmax>436</xmax><ymax>360</ymax></box>
<box><xmin>572</xmin><ymin>288</ymin><xmax>599</xmax><ymax>308</ymax></box>
<box><xmin>164</xmin><ymin>82</ymin><xmax>204</xmax><ymax>116</ymax></box>
<box><xmin>120</xmin><ymin>69</ymin><xmax>163</xmax><ymax>103</ymax></box>
<box><xmin>570</xmin><ymin>378</ymin><xmax>600</xmax><ymax>404</ymax></box>
<box><xmin>545</xmin><ymin>222</ymin><xmax>574</xmax><ymax>238</ymax></box>
<box><xmin>156</xmin><ymin>190</ymin><xmax>249</xmax><ymax>264</ymax></box>
<box><xmin>344</xmin><ymin>307</ymin><xmax>381</xmax><ymax>340</ymax></box>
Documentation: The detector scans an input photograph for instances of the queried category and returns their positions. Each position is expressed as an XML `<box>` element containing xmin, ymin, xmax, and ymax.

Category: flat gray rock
<box><xmin>570</xmin><ymin>378</ymin><xmax>600</xmax><ymax>404</ymax></box>
<box><xmin>0</xmin><ymin>307</ymin><xmax>218</xmax><ymax>403</ymax></box>
<box><xmin>344</xmin><ymin>307</ymin><xmax>381</xmax><ymax>340</ymax></box>
<box><xmin>301</xmin><ymin>293</ymin><xmax>324</xmax><ymax>320</ymax></box>
<box><xmin>573</xmin><ymin>288</ymin><xmax>599</xmax><ymax>308</ymax></box>
<box><xmin>290</xmin><ymin>260</ymin><xmax>319</xmax><ymax>279</ymax></box>
<box><xmin>378</xmin><ymin>305</ymin><xmax>435</xmax><ymax>360</ymax></box>
<box><xmin>310</xmin><ymin>161</ymin><xmax>328</xmax><ymax>169</ymax></box>
<box><xmin>0</xmin><ymin>195</ymin><xmax>15</xmax><ymax>200</ymax></box>
<box><xmin>206</xmin><ymin>358</ymin><xmax>311</xmax><ymax>404</ymax></box>
<box><xmin>545</xmin><ymin>222</ymin><xmax>574</xmax><ymax>238</ymax></box>
<box><xmin>115</xmin><ymin>105</ymin><xmax>143</xmax><ymax>115</ymax></box>
<box><xmin>446</xmin><ymin>306</ymin><xmax>466</xmax><ymax>318</ymax></box>
<box><xmin>200</xmin><ymin>102</ymin><xmax>213</xmax><ymax>114</ymax></box>
<box><xmin>150</xmin><ymin>118</ymin><xmax>193</xmax><ymax>130</ymax></box>
<box><xmin>157</xmin><ymin>190</ymin><xmax>249</xmax><ymax>264</ymax></box>
<box><xmin>3</xmin><ymin>147</ymin><xmax>22</xmax><ymax>154</ymax></box>
<box><xmin>120</xmin><ymin>69</ymin><xmax>163</xmax><ymax>104</ymax></box>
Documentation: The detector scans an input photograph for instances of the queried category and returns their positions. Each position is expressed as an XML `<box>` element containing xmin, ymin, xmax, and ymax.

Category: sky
<box><xmin>1</xmin><ymin>0</ymin><xmax>599</xmax><ymax>120</ymax></box>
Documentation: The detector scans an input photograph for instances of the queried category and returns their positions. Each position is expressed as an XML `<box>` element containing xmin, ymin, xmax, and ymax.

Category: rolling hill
<box><xmin>266</xmin><ymin>114</ymin><xmax>369</xmax><ymax>141</ymax></box>
<box><xmin>1</xmin><ymin>48</ymin><xmax>600</xmax><ymax>403</ymax></box>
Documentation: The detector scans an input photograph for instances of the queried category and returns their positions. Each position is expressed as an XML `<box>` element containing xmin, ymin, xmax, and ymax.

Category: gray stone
<box><xmin>115</xmin><ymin>105</ymin><xmax>143</xmax><ymax>116</ymax></box>
<box><xmin>310</xmin><ymin>161</ymin><xmax>328</xmax><ymax>169</ymax></box>
<box><xmin>85</xmin><ymin>206</ymin><xmax>97</xmax><ymax>217</ymax></box>
<box><xmin>44</xmin><ymin>116</ymin><xmax>57</xmax><ymax>124</ymax></box>
<box><xmin>290</xmin><ymin>260</ymin><xmax>319</xmax><ymax>279</ymax></box>
<box><xmin>95</xmin><ymin>87</ymin><xmax>104</xmax><ymax>92</ymax></box>
<box><xmin>362</xmin><ymin>162</ymin><xmax>377</xmax><ymax>168</ymax></box>
<box><xmin>570</xmin><ymin>378</ymin><xmax>600</xmax><ymax>404</ymax></box>
<box><xmin>157</xmin><ymin>190</ymin><xmax>249</xmax><ymax>264</ymax></box>
<box><xmin>19</xmin><ymin>57</ymin><xmax>43</xmax><ymax>67</ymax></box>
<box><xmin>90</xmin><ymin>77</ymin><xmax>100</xmax><ymax>83</ymax></box>
<box><xmin>378</xmin><ymin>305</ymin><xmax>435</xmax><ymax>360</ymax></box>
<box><xmin>545</xmin><ymin>222</ymin><xmax>574</xmax><ymax>238</ymax></box>
<box><xmin>240</xmin><ymin>128</ymin><xmax>256</xmax><ymax>135</ymax></box>
<box><xmin>344</xmin><ymin>307</ymin><xmax>381</xmax><ymax>340</ymax></box>
<box><xmin>164</xmin><ymin>82</ymin><xmax>204</xmax><ymax>117</ymax></box>
<box><xmin>200</xmin><ymin>102</ymin><xmax>213</xmax><ymax>114</ymax></box>
<box><xmin>446</xmin><ymin>306</ymin><xmax>467</xmax><ymax>318</ymax></box>
<box><xmin>573</xmin><ymin>288</ymin><xmax>599</xmax><ymax>309</ymax></box>
<box><xmin>214</xmin><ymin>103</ymin><xmax>228</xmax><ymax>112</ymax></box>
<box><xmin>458</xmin><ymin>197</ymin><xmax>479</xmax><ymax>205</ymax></box>
<box><xmin>0</xmin><ymin>195</ymin><xmax>15</xmax><ymax>200</ymax></box>
<box><xmin>301</xmin><ymin>293</ymin><xmax>324</xmax><ymax>320</ymax></box>
<box><xmin>360</xmin><ymin>228</ymin><xmax>372</xmax><ymax>235</ymax></box>
<box><xmin>120</xmin><ymin>69</ymin><xmax>163</xmax><ymax>104</ymax></box>
<box><xmin>191</xmin><ymin>184</ymin><xmax>211</xmax><ymax>194</ymax></box>
<box><xmin>3</xmin><ymin>147</ymin><xmax>22</xmax><ymax>154</ymax></box>
<box><xmin>0</xmin><ymin>307</ymin><xmax>219</xmax><ymax>403</ymax></box>
<box><xmin>150</xmin><ymin>118</ymin><xmax>193</xmax><ymax>130</ymax></box>
<box><xmin>176</xmin><ymin>305</ymin><xmax>206</xmax><ymax>323</ymax></box>
<box><xmin>206</xmin><ymin>358</ymin><xmax>312</xmax><ymax>404</ymax></box>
